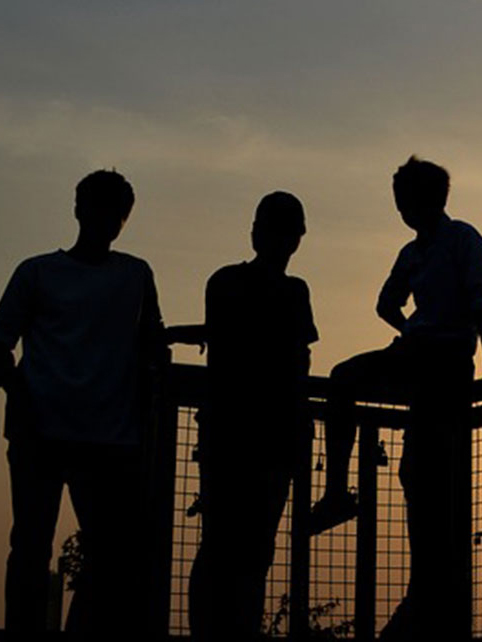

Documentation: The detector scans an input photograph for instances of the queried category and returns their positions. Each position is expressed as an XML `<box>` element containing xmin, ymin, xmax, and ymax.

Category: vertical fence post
<box><xmin>141</xmin><ymin>350</ymin><xmax>178</xmax><ymax>638</ymax></box>
<box><xmin>355</xmin><ymin>422</ymin><xmax>378</xmax><ymax>642</ymax></box>
<box><xmin>290</xmin><ymin>427</ymin><xmax>313</xmax><ymax>641</ymax></box>
<box><xmin>449</xmin><ymin>420</ymin><xmax>473</xmax><ymax>642</ymax></box>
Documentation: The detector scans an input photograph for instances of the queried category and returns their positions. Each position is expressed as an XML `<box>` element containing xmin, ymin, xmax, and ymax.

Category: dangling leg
<box><xmin>311</xmin><ymin>342</ymin><xmax>408</xmax><ymax>534</ymax></box>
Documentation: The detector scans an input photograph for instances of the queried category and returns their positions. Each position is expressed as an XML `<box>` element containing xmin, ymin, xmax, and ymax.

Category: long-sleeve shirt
<box><xmin>377</xmin><ymin>213</ymin><xmax>482</xmax><ymax>354</ymax></box>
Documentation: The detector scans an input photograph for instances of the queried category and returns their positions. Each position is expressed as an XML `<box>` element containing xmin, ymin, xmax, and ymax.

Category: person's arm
<box><xmin>204</xmin><ymin>269</ymin><xmax>236</xmax><ymax>373</ymax></box>
<box><xmin>376</xmin><ymin>248</ymin><xmax>411</xmax><ymax>333</ymax></box>
<box><xmin>456</xmin><ymin>225</ymin><xmax>482</xmax><ymax>340</ymax></box>
<box><xmin>139</xmin><ymin>265</ymin><xmax>170</xmax><ymax>373</ymax></box>
<box><xmin>0</xmin><ymin>342</ymin><xmax>15</xmax><ymax>391</ymax></box>
<box><xmin>0</xmin><ymin>260</ymin><xmax>36</xmax><ymax>390</ymax></box>
<box><xmin>205</xmin><ymin>270</ymin><xmax>232</xmax><ymax>342</ymax></box>
<box><xmin>295</xmin><ymin>279</ymin><xmax>319</xmax><ymax>377</ymax></box>
<box><xmin>376</xmin><ymin>301</ymin><xmax>407</xmax><ymax>333</ymax></box>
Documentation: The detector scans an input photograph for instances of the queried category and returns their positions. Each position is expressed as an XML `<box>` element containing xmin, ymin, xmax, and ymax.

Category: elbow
<box><xmin>0</xmin><ymin>348</ymin><xmax>15</xmax><ymax>391</ymax></box>
<box><xmin>376</xmin><ymin>299</ymin><xmax>397</xmax><ymax>325</ymax></box>
<box><xmin>376</xmin><ymin>298</ymin><xmax>388</xmax><ymax>320</ymax></box>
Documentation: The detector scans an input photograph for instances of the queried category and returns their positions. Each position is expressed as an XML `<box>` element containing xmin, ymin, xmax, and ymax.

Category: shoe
<box><xmin>309</xmin><ymin>491</ymin><xmax>358</xmax><ymax>534</ymax></box>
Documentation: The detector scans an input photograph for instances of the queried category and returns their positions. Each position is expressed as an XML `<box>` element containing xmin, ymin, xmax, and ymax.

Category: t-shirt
<box><xmin>377</xmin><ymin>214</ymin><xmax>482</xmax><ymax>354</ymax></box>
<box><xmin>205</xmin><ymin>260</ymin><xmax>318</xmax><ymax>442</ymax></box>
<box><xmin>0</xmin><ymin>249</ymin><xmax>164</xmax><ymax>444</ymax></box>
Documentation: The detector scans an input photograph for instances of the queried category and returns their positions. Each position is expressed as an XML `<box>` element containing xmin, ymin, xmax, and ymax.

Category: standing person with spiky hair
<box><xmin>0</xmin><ymin>170</ymin><xmax>167</xmax><ymax>633</ymax></box>
<box><xmin>189</xmin><ymin>191</ymin><xmax>319</xmax><ymax>642</ymax></box>
<box><xmin>311</xmin><ymin>157</ymin><xmax>482</xmax><ymax>641</ymax></box>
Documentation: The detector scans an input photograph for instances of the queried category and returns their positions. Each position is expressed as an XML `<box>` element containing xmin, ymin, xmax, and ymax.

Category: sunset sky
<box><xmin>1</xmin><ymin>0</ymin><xmax>482</xmax><ymax>626</ymax></box>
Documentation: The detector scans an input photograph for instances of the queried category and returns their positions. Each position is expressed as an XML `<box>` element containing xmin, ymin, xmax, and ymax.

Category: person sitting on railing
<box><xmin>311</xmin><ymin>156</ymin><xmax>482</xmax><ymax>642</ymax></box>
<box><xmin>0</xmin><ymin>170</ymin><xmax>167</xmax><ymax>634</ymax></box>
<box><xmin>188</xmin><ymin>191</ymin><xmax>319</xmax><ymax>642</ymax></box>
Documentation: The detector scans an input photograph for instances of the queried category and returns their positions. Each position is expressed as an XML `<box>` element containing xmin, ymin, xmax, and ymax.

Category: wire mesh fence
<box><xmin>473</xmin><ymin>426</ymin><xmax>482</xmax><ymax>636</ymax></box>
<box><xmin>168</xmin><ymin>387</ymin><xmax>482</xmax><ymax>638</ymax></box>
<box><xmin>170</xmin><ymin>407</ymin><xmax>201</xmax><ymax>636</ymax></box>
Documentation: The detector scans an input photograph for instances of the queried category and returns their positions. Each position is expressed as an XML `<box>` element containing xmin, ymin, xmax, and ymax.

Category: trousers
<box><xmin>189</xmin><ymin>414</ymin><xmax>296</xmax><ymax>642</ymax></box>
<box><xmin>5</xmin><ymin>434</ymin><xmax>142</xmax><ymax>634</ymax></box>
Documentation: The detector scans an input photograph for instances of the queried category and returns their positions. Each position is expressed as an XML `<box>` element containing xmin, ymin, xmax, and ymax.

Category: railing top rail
<box><xmin>169</xmin><ymin>363</ymin><xmax>482</xmax><ymax>428</ymax></box>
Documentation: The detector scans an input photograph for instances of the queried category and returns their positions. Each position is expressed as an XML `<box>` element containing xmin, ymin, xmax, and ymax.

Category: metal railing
<box><xmin>144</xmin><ymin>363</ymin><xmax>482</xmax><ymax>639</ymax></box>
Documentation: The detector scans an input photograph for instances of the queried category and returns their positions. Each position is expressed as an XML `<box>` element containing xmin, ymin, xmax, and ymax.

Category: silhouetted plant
<box><xmin>261</xmin><ymin>593</ymin><xmax>355</xmax><ymax>639</ymax></box>
<box><xmin>261</xmin><ymin>593</ymin><xmax>289</xmax><ymax>636</ymax></box>
<box><xmin>60</xmin><ymin>530</ymin><xmax>84</xmax><ymax>591</ymax></box>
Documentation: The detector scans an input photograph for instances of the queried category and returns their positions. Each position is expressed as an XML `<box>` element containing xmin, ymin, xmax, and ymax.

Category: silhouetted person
<box><xmin>311</xmin><ymin>156</ymin><xmax>482</xmax><ymax>641</ymax></box>
<box><xmin>189</xmin><ymin>192</ymin><xmax>318</xmax><ymax>641</ymax></box>
<box><xmin>0</xmin><ymin>170</ymin><xmax>166</xmax><ymax>633</ymax></box>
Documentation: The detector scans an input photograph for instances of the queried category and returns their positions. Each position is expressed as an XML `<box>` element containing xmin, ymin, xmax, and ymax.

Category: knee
<box><xmin>242</xmin><ymin>535</ymin><xmax>276</xmax><ymax>576</ymax></box>
<box><xmin>330</xmin><ymin>356</ymin><xmax>360</xmax><ymax>387</ymax></box>
<box><xmin>330</xmin><ymin>361</ymin><xmax>348</xmax><ymax>383</ymax></box>
<box><xmin>329</xmin><ymin>362</ymin><xmax>358</xmax><ymax>405</ymax></box>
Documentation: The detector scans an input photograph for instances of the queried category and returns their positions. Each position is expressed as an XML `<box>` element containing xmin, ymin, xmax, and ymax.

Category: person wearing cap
<box><xmin>189</xmin><ymin>191</ymin><xmax>319</xmax><ymax>641</ymax></box>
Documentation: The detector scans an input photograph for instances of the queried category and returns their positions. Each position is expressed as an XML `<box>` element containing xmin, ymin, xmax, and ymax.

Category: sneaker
<box><xmin>309</xmin><ymin>491</ymin><xmax>358</xmax><ymax>535</ymax></box>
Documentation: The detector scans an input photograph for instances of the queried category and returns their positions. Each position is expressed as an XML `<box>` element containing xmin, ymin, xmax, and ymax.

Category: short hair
<box><xmin>75</xmin><ymin>170</ymin><xmax>135</xmax><ymax>221</ymax></box>
<box><xmin>393</xmin><ymin>156</ymin><xmax>450</xmax><ymax>211</ymax></box>
<box><xmin>254</xmin><ymin>191</ymin><xmax>306</xmax><ymax>236</ymax></box>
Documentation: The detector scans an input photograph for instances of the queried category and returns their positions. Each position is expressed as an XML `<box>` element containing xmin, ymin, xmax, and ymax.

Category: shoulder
<box><xmin>286</xmin><ymin>274</ymin><xmax>310</xmax><ymax>290</ymax></box>
<box><xmin>109</xmin><ymin>251</ymin><xmax>154</xmax><ymax>277</ymax></box>
<box><xmin>10</xmin><ymin>250</ymin><xmax>63</xmax><ymax>280</ymax></box>
<box><xmin>207</xmin><ymin>262</ymin><xmax>247</xmax><ymax>289</ymax></box>
<box><xmin>449</xmin><ymin>219</ymin><xmax>482</xmax><ymax>241</ymax></box>
<box><xmin>18</xmin><ymin>250</ymin><xmax>62</xmax><ymax>269</ymax></box>
<box><xmin>285</xmin><ymin>274</ymin><xmax>312</xmax><ymax>298</ymax></box>
<box><xmin>396</xmin><ymin>239</ymin><xmax>417</xmax><ymax>260</ymax></box>
<box><xmin>447</xmin><ymin>220</ymin><xmax>482</xmax><ymax>262</ymax></box>
<box><xmin>110</xmin><ymin>250</ymin><xmax>151</xmax><ymax>268</ymax></box>
<box><xmin>386</xmin><ymin>241</ymin><xmax>418</xmax><ymax>274</ymax></box>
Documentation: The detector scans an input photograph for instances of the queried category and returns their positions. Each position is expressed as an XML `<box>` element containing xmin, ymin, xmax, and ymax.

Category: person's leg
<box><xmin>398</xmin><ymin>351</ymin><xmax>473</xmax><ymax>640</ymax></box>
<box><xmin>62</xmin><ymin>443</ymin><xmax>94</xmax><ymax>633</ymax></box>
<box><xmin>311</xmin><ymin>341</ymin><xmax>409</xmax><ymax>533</ymax></box>
<box><xmin>5</xmin><ymin>437</ymin><xmax>64</xmax><ymax>632</ymax></box>
<box><xmin>189</xmin><ymin>438</ymin><xmax>292</xmax><ymax>642</ymax></box>
<box><xmin>189</xmin><ymin>544</ymin><xmax>211</xmax><ymax>642</ymax></box>
<box><xmin>380</xmin><ymin>347</ymin><xmax>440</xmax><ymax>641</ymax></box>
<box><xmin>66</xmin><ymin>443</ymin><xmax>142</xmax><ymax>634</ymax></box>
<box><xmin>189</xmin><ymin>436</ymin><xmax>232</xmax><ymax>642</ymax></box>
<box><xmin>189</xmin><ymin>420</ymin><xmax>215</xmax><ymax>642</ymax></box>
<box><xmin>232</xmin><ymin>464</ymin><xmax>292</xmax><ymax>639</ymax></box>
